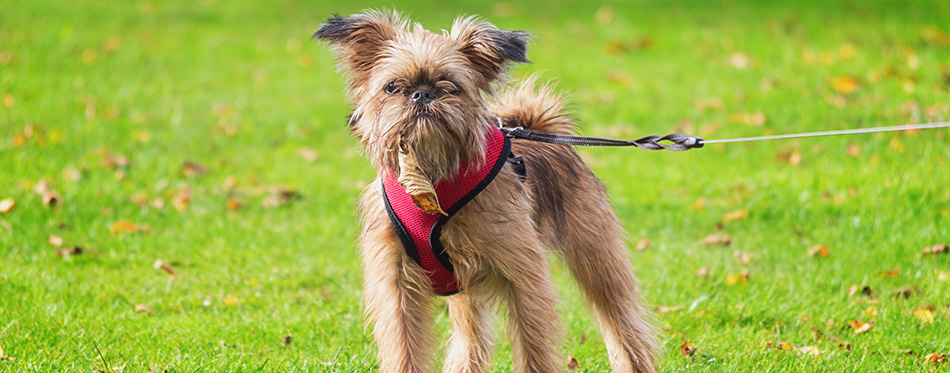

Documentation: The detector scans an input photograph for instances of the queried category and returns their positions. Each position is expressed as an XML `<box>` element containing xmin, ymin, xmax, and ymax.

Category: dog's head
<box><xmin>315</xmin><ymin>10</ymin><xmax>528</xmax><ymax>180</ymax></box>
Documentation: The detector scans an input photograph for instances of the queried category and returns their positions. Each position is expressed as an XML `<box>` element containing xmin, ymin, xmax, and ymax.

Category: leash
<box><xmin>497</xmin><ymin>120</ymin><xmax>950</xmax><ymax>152</ymax></box>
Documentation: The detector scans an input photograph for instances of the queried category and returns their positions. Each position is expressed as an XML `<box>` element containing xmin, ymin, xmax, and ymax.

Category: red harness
<box><xmin>382</xmin><ymin>127</ymin><xmax>511</xmax><ymax>295</ymax></box>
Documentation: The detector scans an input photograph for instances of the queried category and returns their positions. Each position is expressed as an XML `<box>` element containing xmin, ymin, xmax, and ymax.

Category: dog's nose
<box><xmin>410</xmin><ymin>90</ymin><xmax>435</xmax><ymax>105</ymax></box>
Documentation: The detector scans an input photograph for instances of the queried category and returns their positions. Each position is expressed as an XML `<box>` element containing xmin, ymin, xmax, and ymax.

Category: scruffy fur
<box><xmin>315</xmin><ymin>10</ymin><xmax>658</xmax><ymax>372</ymax></box>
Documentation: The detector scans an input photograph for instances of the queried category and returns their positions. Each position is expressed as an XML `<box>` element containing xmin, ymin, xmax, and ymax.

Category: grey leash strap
<box><xmin>498</xmin><ymin>121</ymin><xmax>950</xmax><ymax>152</ymax></box>
<box><xmin>499</xmin><ymin>127</ymin><xmax>703</xmax><ymax>151</ymax></box>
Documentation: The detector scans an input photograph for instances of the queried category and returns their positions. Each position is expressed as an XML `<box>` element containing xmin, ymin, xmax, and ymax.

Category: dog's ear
<box><xmin>314</xmin><ymin>11</ymin><xmax>405</xmax><ymax>74</ymax></box>
<box><xmin>450</xmin><ymin>17</ymin><xmax>529</xmax><ymax>86</ymax></box>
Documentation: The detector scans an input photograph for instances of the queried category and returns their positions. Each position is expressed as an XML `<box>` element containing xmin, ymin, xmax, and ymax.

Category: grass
<box><xmin>1</xmin><ymin>0</ymin><xmax>949</xmax><ymax>371</ymax></box>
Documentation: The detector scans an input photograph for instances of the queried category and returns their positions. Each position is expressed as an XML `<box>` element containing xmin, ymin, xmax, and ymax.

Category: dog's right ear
<box><xmin>313</xmin><ymin>11</ymin><xmax>405</xmax><ymax>74</ymax></box>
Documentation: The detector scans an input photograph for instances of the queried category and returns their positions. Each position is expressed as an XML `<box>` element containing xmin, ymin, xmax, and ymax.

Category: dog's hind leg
<box><xmin>556</xmin><ymin>201</ymin><xmax>658</xmax><ymax>373</ymax></box>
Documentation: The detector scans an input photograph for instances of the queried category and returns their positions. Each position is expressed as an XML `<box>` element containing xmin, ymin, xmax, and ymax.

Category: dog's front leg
<box><xmin>359</xmin><ymin>185</ymin><xmax>436</xmax><ymax>373</ymax></box>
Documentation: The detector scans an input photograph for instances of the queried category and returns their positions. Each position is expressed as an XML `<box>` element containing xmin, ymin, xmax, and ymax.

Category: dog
<box><xmin>315</xmin><ymin>10</ymin><xmax>657</xmax><ymax>372</ymax></box>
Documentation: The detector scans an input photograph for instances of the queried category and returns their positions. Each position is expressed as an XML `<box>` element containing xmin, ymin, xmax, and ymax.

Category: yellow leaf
<box><xmin>913</xmin><ymin>307</ymin><xmax>935</xmax><ymax>324</ymax></box>
<box><xmin>728</xmin><ymin>112</ymin><xmax>765</xmax><ymax>126</ymax></box>
<box><xmin>831</xmin><ymin>76</ymin><xmax>860</xmax><ymax>94</ymax></box>
<box><xmin>864</xmin><ymin>306</ymin><xmax>877</xmax><ymax>317</ymax></box>
<box><xmin>635</xmin><ymin>238</ymin><xmax>651</xmax><ymax>251</ymax></box>
<box><xmin>725</xmin><ymin>272</ymin><xmax>749</xmax><ymax>286</ymax></box>
<box><xmin>778</xmin><ymin>342</ymin><xmax>793</xmax><ymax>350</ymax></box>
<box><xmin>222</xmin><ymin>295</ymin><xmax>239</xmax><ymax>307</ymax></box>
<box><xmin>721</xmin><ymin>209</ymin><xmax>749</xmax><ymax>223</ymax></box>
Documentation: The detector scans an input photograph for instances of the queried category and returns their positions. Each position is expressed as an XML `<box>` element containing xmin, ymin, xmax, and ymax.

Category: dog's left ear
<box><xmin>450</xmin><ymin>17</ymin><xmax>529</xmax><ymax>87</ymax></box>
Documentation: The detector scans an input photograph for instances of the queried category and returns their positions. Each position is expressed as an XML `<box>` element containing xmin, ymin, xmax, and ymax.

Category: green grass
<box><xmin>2</xmin><ymin>0</ymin><xmax>949</xmax><ymax>371</ymax></box>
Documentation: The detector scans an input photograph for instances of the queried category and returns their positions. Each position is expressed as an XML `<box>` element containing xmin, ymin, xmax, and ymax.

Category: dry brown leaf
<box><xmin>181</xmin><ymin>161</ymin><xmax>208</xmax><ymax>177</ymax></box>
<box><xmin>282</xmin><ymin>335</ymin><xmax>293</xmax><ymax>346</ymax></box>
<box><xmin>296</xmin><ymin>147</ymin><xmax>320</xmax><ymax>163</ymax></box>
<box><xmin>566</xmin><ymin>356</ymin><xmax>579</xmax><ymax>371</ymax></box>
<box><xmin>48</xmin><ymin>234</ymin><xmax>64</xmax><ymax>247</ymax></box>
<box><xmin>100</xmin><ymin>153</ymin><xmax>130</xmax><ymax>169</ymax></box>
<box><xmin>398</xmin><ymin>149</ymin><xmax>446</xmax><ymax>216</ymax></box>
<box><xmin>680</xmin><ymin>340</ymin><xmax>696</xmax><ymax>358</ymax></box>
<box><xmin>847</xmin><ymin>320</ymin><xmax>873</xmax><ymax>334</ymax></box>
<box><xmin>831</xmin><ymin>76</ymin><xmax>860</xmax><ymax>94</ymax></box>
<box><xmin>733</xmin><ymin>251</ymin><xmax>753</xmax><ymax>264</ymax></box>
<box><xmin>0</xmin><ymin>198</ymin><xmax>14</xmax><ymax>213</ymax></box>
<box><xmin>171</xmin><ymin>189</ymin><xmax>191</xmax><ymax>211</ymax></box>
<box><xmin>892</xmin><ymin>286</ymin><xmax>921</xmax><ymax>299</ymax></box>
<box><xmin>922</xmin><ymin>244</ymin><xmax>949</xmax><ymax>256</ymax></box>
<box><xmin>778</xmin><ymin>342</ymin><xmax>794</xmax><ymax>350</ymax></box>
<box><xmin>655</xmin><ymin>306</ymin><xmax>683</xmax><ymax>313</ymax></box>
<box><xmin>153</xmin><ymin>259</ymin><xmax>176</xmax><ymax>278</ymax></box>
<box><xmin>110</xmin><ymin>220</ymin><xmax>151</xmax><ymax>235</ymax></box>
<box><xmin>728</xmin><ymin>112</ymin><xmax>765</xmax><ymax>126</ymax></box>
<box><xmin>846</xmin><ymin>143</ymin><xmax>860</xmax><ymax>157</ymax></box>
<box><xmin>56</xmin><ymin>246</ymin><xmax>83</xmax><ymax>257</ymax></box>
<box><xmin>635</xmin><ymin>238</ymin><xmax>651</xmax><ymax>251</ymax></box>
<box><xmin>721</xmin><ymin>209</ymin><xmax>749</xmax><ymax>223</ymax></box>
<box><xmin>226</xmin><ymin>198</ymin><xmax>242</xmax><ymax>210</ymax></box>
<box><xmin>134</xmin><ymin>304</ymin><xmax>153</xmax><ymax>314</ymax></box>
<box><xmin>262</xmin><ymin>187</ymin><xmax>303</xmax><ymax>208</ymax></box>
<box><xmin>696</xmin><ymin>267</ymin><xmax>709</xmax><ymax>278</ymax></box>
<box><xmin>808</xmin><ymin>244</ymin><xmax>830</xmax><ymax>257</ymax></box>
<box><xmin>0</xmin><ymin>345</ymin><xmax>12</xmax><ymax>361</ymax></box>
<box><xmin>703</xmin><ymin>234</ymin><xmax>732</xmax><ymax>246</ymax></box>
<box><xmin>879</xmin><ymin>268</ymin><xmax>900</xmax><ymax>278</ymax></box>
<box><xmin>924</xmin><ymin>352</ymin><xmax>948</xmax><ymax>364</ymax></box>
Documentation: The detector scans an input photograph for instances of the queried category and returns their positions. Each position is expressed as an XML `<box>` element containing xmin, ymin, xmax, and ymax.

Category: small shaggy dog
<box><xmin>315</xmin><ymin>10</ymin><xmax>657</xmax><ymax>372</ymax></box>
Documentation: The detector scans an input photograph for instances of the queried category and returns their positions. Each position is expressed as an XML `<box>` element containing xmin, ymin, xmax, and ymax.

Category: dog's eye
<box><xmin>384</xmin><ymin>81</ymin><xmax>398</xmax><ymax>95</ymax></box>
<box><xmin>443</xmin><ymin>82</ymin><xmax>461</xmax><ymax>95</ymax></box>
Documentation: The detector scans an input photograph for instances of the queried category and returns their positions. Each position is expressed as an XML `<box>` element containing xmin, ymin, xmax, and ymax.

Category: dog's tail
<box><xmin>487</xmin><ymin>75</ymin><xmax>575</xmax><ymax>135</ymax></box>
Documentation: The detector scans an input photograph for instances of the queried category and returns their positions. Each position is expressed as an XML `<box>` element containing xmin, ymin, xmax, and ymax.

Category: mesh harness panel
<box><xmin>381</xmin><ymin>127</ymin><xmax>511</xmax><ymax>295</ymax></box>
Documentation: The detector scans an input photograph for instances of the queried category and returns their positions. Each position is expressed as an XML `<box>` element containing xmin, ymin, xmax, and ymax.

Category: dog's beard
<box><xmin>364</xmin><ymin>97</ymin><xmax>489</xmax><ymax>183</ymax></box>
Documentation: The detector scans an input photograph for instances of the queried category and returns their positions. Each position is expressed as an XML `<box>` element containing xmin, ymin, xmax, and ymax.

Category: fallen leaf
<box><xmin>721</xmin><ymin>209</ymin><xmax>749</xmax><ymax>223</ymax></box>
<box><xmin>913</xmin><ymin>306</ymin><xmax>935</xmax><ymax>324</ymax></box>
<box><xmin>100</xmin><ymin>153</ymin><xmax>130</xmax><ymax>169</ymax></box>
<box><xmin>922</xmin><ymin>244</ymin><xmax>949</xmax><ymax>256</ymax></box>
<box><xmin>282</xmin><ymin>335</ymin><xmax>293</xmax><ymax>346</ymax></box>
<box><xmin>807</xmin><ymin>244</ymin><xmax>830</xmax><ymax>257</ymax></box>
<box><xmin>733</xmin><ymin>251</ymin><xmax>753</xmax><ymax>264</ymax></box>
<box><xmin>695</xmin><ymin>267</ymin><xmax>709</xmax><ymax>278</ymax></box>
<box><xmin>921</xmin><ymin>26</ymin><xmax>950</xmax><ymax>47</ymax></box>
<box><xmin>0</xmin><ymin>198</ymin><xmax>14</xmax><ymax>213</ymax></box>
<box><xmin>847</xmin><ymin>320</ymin><xmax>874</xmax><ymax>334</ymax></box>
<box><xmin>41</xmin><ymin>192</ymin><xmax>60</xmax><ymax>208</ymax></box>
<box><xmin>892</xmin><ymin>286</ymin><xmax>921</xmax><ymax>299</ymax></box>
<box><xmin>728</xmin><ymin>112</ymin><xmax>765</xmax><ymax>126</ymax></box>
<box><xmin>56</xmin><ymin>246</ymin><xmax>83</xmax><ymax>256</ymax></box>
<box><xmin>680</xmin><ymin>340</ymin><xmax>696</xmax><ymax>358</ymax></box>
<box><xmin>810</xmin><ymin>329</ymin><xmax>823</xmax><ymax>341</ymax></box>
<box><xmin>222</xmin><ymin>295</ymin><xmax>239</xmax><ymax>306</ymax></box>
<box><xmin>567</xmin><ymin>356</ymin><xmax>579</xmax><ymax>371</ymax></box>
<box><xmin>693</xmin><ymin>97</ymin><xmax>723</xmax><ymax>111</ymax></box>
<box><xmin>936</xmin><ymin>269</ymin><xmax>949</xmax><ymax>282</ymax></box>
<box><xmin>924</xmin><ymin>352</ymin><xmax>947</xmax><ymax>364</ymax></box>
<box><xmin>0</xmin><ymin>345</ymin><xmax>12</xmax><ymax>360</ymax></box>
<box><xmin>171</xmin><ymin>189</ymin><xmax>191</xmax><ymax>211</ymax></box>
<box><xmin>725</xmin><ymin>271</ymin><xmax>750</xmax><ymax>286</ymax></box>
<box><xmin>262</xmin><ymin>187</ymin><xmax>304</xmax><ymax>208</ymax></box>
<box><xmin>831</xmin><ymin>76</ymin><xmax>860</xmax><ymax>94</ymax></box>
<box><xmin>110</xmin><ymin>220</ymin><xmax>151</xmax><ymax>235</ymax></box>
<box><xmin>635</xmin><ymin>238</ymin><xmax>651</xmax><ymax>251</ymax></box>
<box><xmin>778</xmin><ymin>342</ymin><xmax>794</xmax><ymax>350</ymax></box>
<box><xmin>153</xmin><ymin>259</ymin><xmax>176</xmax><ymax>278</ymax></box>
<box><xmin>879</xmin><ymin>268</ymin><xmax>899</xmax><ymax>278</ymax></box>
<box><xmin>181</xmin><ymin>161</ymin><xmax>208</xmax><ymax>177</ymax></box>
<box><xmin>296</xmin><ymin>147</ymin><xmax>320</xmax><ymax>163</ymax></box>
<box><xmin>729</xmin><ymin>52</ymin><xmax>751</xmax><ymax>69</ymax></box>
<box><xmin>48</xmin><ymin>234</ymin><xmax>64</xmax><ymax>247</ymax></box>
<box><xmin>702</xmin><ymin>234</ymin><xmax>732</xmax><ymax>246</ymax></box>
<box><xmin>847</xmin><ymin>143</ymin><xmax>860</xmax><ymax>156</ymax></box>
<box><xmin>798</xmin><ymin>346</ymin><xmax>820</xmax><ymax>356</ymax></box>
<box><xmin>226</xmin><ymin>198</ymin><xmax>242</xmax><ymax>210</ymax></box>
<box><xmin>134</xmin><ymin>304</ymin><xmax>153</xmax><ymax>314</ymax></box>
<box><xmin>655</xmin><ymin>306</ymin><xmax>683</xmax><ymax>313</ymax></box>
<box><xmin>864</xmin><ymin>306</ymin><xmax>878</xmax><ymax>317</ymax></box>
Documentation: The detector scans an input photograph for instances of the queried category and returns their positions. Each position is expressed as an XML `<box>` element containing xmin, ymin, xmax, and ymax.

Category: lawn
<box><xmin>1</xmin><ymin>0</ymin><xmax>949</xmax><ymax>371</ymax></box>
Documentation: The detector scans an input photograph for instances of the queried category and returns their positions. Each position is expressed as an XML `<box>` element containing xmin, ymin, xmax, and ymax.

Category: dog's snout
<box><xmin>410</xmin><ymin>90</ymin><xmax>435</xmax><ymax>105</ymax></box>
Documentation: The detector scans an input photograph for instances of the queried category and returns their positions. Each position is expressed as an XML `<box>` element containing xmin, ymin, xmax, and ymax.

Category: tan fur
<box><xmin>318</xmin><ymin>11</ymin><xmax>657</xmax><ymax>373</ymax></box>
